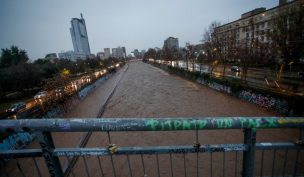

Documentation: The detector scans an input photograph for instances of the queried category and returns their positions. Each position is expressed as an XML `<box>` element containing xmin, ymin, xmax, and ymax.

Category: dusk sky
<box><xmin>0</xmin><ymin>0</ymin><xmax>277</xmax><ymax>60</ymax></box>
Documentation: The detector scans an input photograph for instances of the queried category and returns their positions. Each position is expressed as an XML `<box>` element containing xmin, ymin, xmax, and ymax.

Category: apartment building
<box><xmin>213</xmin><ymin>0</ymin><xmax>302</xmax><ymax>55</ymax></box>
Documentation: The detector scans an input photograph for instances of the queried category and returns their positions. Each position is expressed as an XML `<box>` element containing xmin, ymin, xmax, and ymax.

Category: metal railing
<box><xmin>0</xmin><ymin>117</ymin><xmax>304</xmax><ymax>177</ymax></box>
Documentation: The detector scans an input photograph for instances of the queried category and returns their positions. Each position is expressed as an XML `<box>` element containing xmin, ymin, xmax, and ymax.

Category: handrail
<box><xmin>1</xmin><ymin>117</ymin><xmax>304</xmax><ymax>132</ymax></box>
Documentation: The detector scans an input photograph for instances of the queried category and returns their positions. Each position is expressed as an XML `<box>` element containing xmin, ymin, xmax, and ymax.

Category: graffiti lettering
<box><xmin>239</xmin><ymin>118</ymin><xmax>259</xmax><ymax>128</ymax></box>
<box><xmin>197</xmin><ymin>120</ymin><xmax>207</xmax><ymax>129</ymax></box>
<box><xmin>215</xmin><ymin>119</ymin><xmax>233</xmax><ymax>128</ymax></box>
<box><xmin>146</xmin><ymin>119</ymin><xmax>198</xmax><ymax>130</ymax></box>
<box><xmin>239</xmin><ymin>90</ymin><xmax>290</xmax><ymax>115</ymax></box>
<box><xmin>146</xmin><ymin>119</ymin><xmax>159</xmax><ymax>131</ymax></box>
<box><xmin>238</xmin><ymin>118</ymin><xmax>278</xmax><ymax>128</ymax></box>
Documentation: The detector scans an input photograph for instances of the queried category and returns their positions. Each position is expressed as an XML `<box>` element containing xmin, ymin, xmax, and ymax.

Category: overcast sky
<box><xmin>0</xmin><ymin>0</ymin><xmax>277</xmax><ymax>60</ymax></box>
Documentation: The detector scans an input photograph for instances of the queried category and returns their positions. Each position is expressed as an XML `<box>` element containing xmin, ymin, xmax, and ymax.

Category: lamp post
<box><xmin>288</xmin><ymin>61</ymin><xmax>294</xmax><ymax>72</ymax></box>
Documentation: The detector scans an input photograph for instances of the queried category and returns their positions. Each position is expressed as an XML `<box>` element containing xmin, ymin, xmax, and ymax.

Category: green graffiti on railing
<box><xmin>146</xmin><ymin>119</ymin><xmax>159</xmax><ymax>130</ymax></box>
<box><xmin>145</xmin><ymin>117</ymin><xmax>284</xmax><ymax>131</ymax></box>
<box><xmin>239</xmin><ymin>118</ymin><xmax>278</xmax><ymax>128</ymax></box>
<box><xmin>145</xmin><ymin>119</ymin><xmax>203</xmax><ymax>131</ymax></box>
<box><xmin>197</xmin><ymin>120</ymin><xmax>207</xmax><ymax>129</ymax></box>
<box><xmin>215</xmin><ymin>119</ymin><xmax>233</xmax><ymax>128</ymax></box>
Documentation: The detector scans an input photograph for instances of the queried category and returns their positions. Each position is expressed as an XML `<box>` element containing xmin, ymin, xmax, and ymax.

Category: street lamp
<box><xmin>288</xmin><ymin>61</ymin><xmax>294</xmax><ymax>72</ymax></box>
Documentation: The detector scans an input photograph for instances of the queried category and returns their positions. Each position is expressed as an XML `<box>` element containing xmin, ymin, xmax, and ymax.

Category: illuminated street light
<box><xmin>288</xmin><ymin>61</ymin><xmax>294</xmax><ymax>72</ymax></box>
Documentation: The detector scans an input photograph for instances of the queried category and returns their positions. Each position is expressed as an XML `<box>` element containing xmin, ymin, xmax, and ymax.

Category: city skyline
<box><xmin>0</xmin><ymin>0</ymin><xmax>277</xmax><ymax>60</ymax></box>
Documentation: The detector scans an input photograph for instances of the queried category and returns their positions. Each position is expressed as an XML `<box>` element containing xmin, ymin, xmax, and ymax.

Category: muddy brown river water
<box><xmin>2</xmin><ymin>61</ymin><xmax>303</xmax><ymax>177</ymax></box>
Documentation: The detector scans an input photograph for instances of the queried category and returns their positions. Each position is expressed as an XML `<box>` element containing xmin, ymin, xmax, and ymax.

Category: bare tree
<box><xmin>202</xmin><ymin>21</ymin><xmax>222</xmax><ymax>75</ymax></box>
<box><xmin>269</xmin><ymin>1</ymin><xmax>304</xmax><ymax>64</ymax></box>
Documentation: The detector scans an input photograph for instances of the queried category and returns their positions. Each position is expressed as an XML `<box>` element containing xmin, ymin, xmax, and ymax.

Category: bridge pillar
<box><xmin>36</xmin><ymin>131</ymin><xmax>64</xmax><ymax>177</ymax></box>
<box><xmin>242</xmin><ymin>128</ymin><xmax>256</xmax><ymax>177</ymax></box>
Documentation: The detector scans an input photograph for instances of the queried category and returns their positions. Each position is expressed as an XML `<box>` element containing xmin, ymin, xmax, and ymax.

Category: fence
<box><xmin>0</xmin><ymin>117</ymin><xmax>303</xmax><ymax>177</ymax></box>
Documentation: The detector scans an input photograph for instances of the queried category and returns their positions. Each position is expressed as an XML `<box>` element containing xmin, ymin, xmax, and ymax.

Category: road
<box><xmin>2</xmin><ymin>61</ymin><xmax>302</xmax><ymax>177</ymax></box>
<box><xmin>163</xmin><ymin>60</ymin><xmax>304</xmax><ymax>94</ymax></box>
<box><xmin>0</xmin><ymin>68</ymin><xmax>111</xmax><ymax>119</ymax></box>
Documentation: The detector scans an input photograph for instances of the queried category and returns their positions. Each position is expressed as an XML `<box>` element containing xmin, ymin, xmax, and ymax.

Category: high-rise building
<box><xmin>112</xmin><ymin>48</ymin><xmax>118</xmax><ymax>58</ymax></box>
<box><xmin>122</xmin><ymin>47</ymin><xmax>126</xmax><ymax>57</ymax></box>
<box><xmin>112</xmin><ymin>46</ymin><xmax>126</xmax><ymax>58</ymax></box>
<box><xmin>70</xmin><ymin>13</ymin><xmax>91</xmax><ymax>56</ymax></box>
<box><xmin>104</xmin><ymin>48</ymin><xmax>111</xmax><ymax>58</ymax></box>
<box><xmin>163</xmin><ymin>37</ymin><xmax>179</xmax><ymax>50</ymax></box>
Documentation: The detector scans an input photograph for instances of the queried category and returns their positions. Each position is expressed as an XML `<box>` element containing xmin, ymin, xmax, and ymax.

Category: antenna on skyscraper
<box><xmin>81</xmin><ymin>13</ymin><xmax>83</xmax><ymax>18</ymax></box>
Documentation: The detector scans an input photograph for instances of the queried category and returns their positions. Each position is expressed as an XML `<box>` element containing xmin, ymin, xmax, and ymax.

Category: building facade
<box><xmin>45</xmin><ymin>53</ymin><xmax>57</xmax><ymax>59</ymax></box>
<box><xmin>104</xmin><ymin>48</ymin><xmax>111</xmax><ymax>58</ymax></box>
<box><xmin>58</xmin><ymin>51</ymin><xmax>86</xmax><ymax>60</ymax></box>
<box><xmin>213</xmin><ymin>0</ymin><xmax>303</xmax><ymax>61</ymax></box>
<box><xmin>112</xmin><ymin>46</ymin><xmax>126</xmax><ymax>58</ymax></box>
<box><xmin>97</xmin><ymin>52</ymin><xmax>105</xmax><ymax>60</ymax></box>
<box><xmin>70</xmin><ymin>13</ymin><xmax>91</xmax><ymax>57</ymax></box>
<box><xmin>163</xmin><ymin>37</ymin><xmax>179</xmax><ymax>50</ymax></box>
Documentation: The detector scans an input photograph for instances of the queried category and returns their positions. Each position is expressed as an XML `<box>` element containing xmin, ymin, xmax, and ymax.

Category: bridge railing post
<box><xmin>242</xmin><ymin>128</ymin><xmax>256</xmax><ymax>177</ymax></box>
<box><xmin>36</xmin><ymin>131</ymin><xmax>64</xmax><ymax>177</ymax></box>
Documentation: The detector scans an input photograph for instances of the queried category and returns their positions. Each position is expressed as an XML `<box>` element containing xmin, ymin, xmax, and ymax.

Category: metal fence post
<box><xmin>242</xmin><ymin>128</ymin><xmax>256</xmax><ymax>177</ymax></box>
<box><xmin>36</xmin><ymin>131</ymin><xmax>64</xmax><ymax>177</ymax></box>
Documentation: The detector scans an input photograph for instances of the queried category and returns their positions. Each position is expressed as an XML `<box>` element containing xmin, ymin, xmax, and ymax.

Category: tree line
<box><xmin>0</xmin><ymin>46</ymin><xmax>122</xmax><ymax>100</ymax></box>
<box><xmin>144</xmin><ymin>1</ymin><xmax>304</xmax><ymax>83</ymax></box>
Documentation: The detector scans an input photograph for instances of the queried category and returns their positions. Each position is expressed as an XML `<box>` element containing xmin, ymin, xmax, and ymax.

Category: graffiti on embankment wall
<box><xmin>238</xmin><ymin>90</ymin><xmax>290</xmax><ymax>115</ymax></box>
<box><xmin>198</xmin><ymin>79</ymin><xmax>232</xmax><ymax>94</ymax></box>
<box><xmin>152</xmin><ymin>62</ymin><xmax>293</xmax><ymax>115</ymax></box>
<box><xmin>196</xmin><ymin>78</ymin><xmax>291</xmax><ymax>115</ymax></box>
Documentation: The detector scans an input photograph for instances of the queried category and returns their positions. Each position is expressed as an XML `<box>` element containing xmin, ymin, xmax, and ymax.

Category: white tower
<box><xmin>70</xmin><ymin>13</ymin><xmax>91</xmax><ymax>56</ymax></box>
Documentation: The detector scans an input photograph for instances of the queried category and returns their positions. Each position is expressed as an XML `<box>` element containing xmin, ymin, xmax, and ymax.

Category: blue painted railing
<box><xmin>0</xmin><ymin>117</ymin><xmax>303</xmax><ymax>177</ymax></box>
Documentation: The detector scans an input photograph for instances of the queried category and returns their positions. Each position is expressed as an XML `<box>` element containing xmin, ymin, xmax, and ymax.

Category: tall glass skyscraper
<box><xmin>70</xmin><ymin>13</ymin><xmax>91</xmax><ymax>56</ymax></box>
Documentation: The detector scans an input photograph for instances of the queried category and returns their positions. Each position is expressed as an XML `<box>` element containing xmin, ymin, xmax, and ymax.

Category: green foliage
<box><xmin>229</xmin><ymin>79</ymin><xmax>243</xmax><ymax>92</ymax></box>
<box><xmin>43</xmin><ymin>74</ymin><xmax>70</xmax><ymax>91</ymax></box>
<box><xmin>0</xmin><ymin>63</ymin><xmax>44</xmax><ymax>94</ymax></box>
<box><xmin>34</xmin><ymin>59</ymin><xmax>59</xmax><ymax>78</ymax></box>
<box><xmin>201</xmin><ymin>72</ymin><xmax>210</xmax><ymax>80</ymax></box>
<box><xmin>143</xmin><ymin>48</ymin><xmax>157</xmax><ymax>60</ymax></box>
<box><xmin>0</xmin><ymin>45</ymin><xmax>123</xmax><ymax>100</ymax></box>
<box><xmin>0</xmin><ymin>46</ymin><xmax>29</xmax><ymax>68</ymax></box>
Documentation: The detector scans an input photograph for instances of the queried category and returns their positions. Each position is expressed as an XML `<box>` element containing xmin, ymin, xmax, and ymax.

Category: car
<box><xmin>34</xmin><ymin>91</ymin><xmax>47</xmax><ymax>102</ymax></box>
<box><xmin>55</xmin><ymin>88</ymin><xmax>64</xmax><ymax>98</ymax></box>
<box><xmin>231</xmin><ymin>66</ymin><xmax>241</xmax><ymax>72</ymax></box>
<box><xmin>6</xmin><ymin>102</ymin><xmax>26</xmax><ymax>114</ymax></box>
